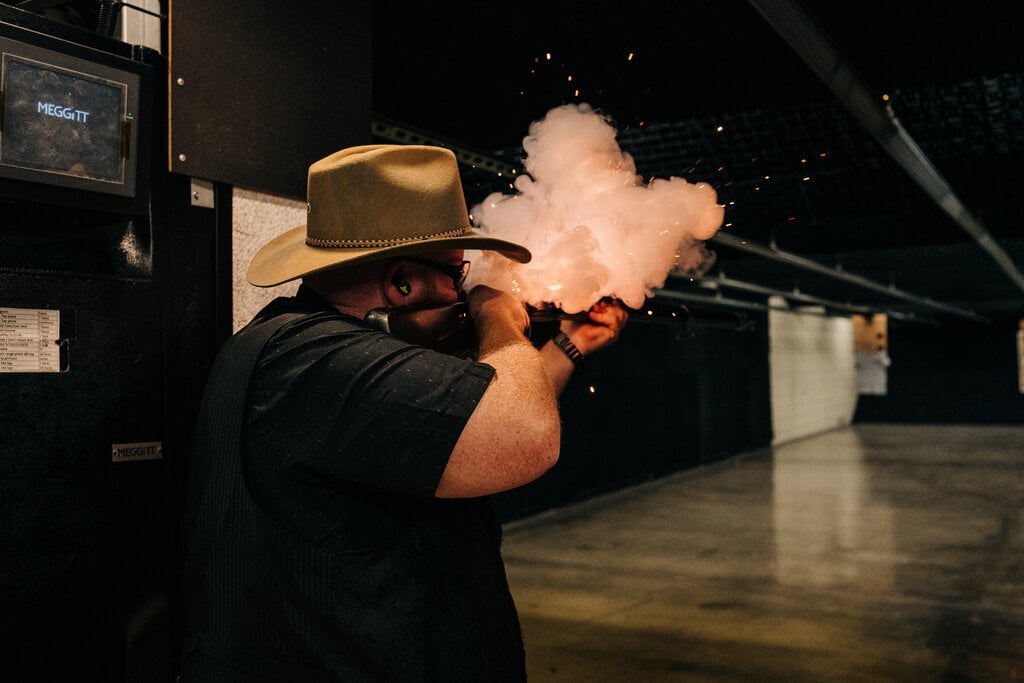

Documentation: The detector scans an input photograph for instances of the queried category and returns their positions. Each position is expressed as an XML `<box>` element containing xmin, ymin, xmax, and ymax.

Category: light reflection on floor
<box><xmin>502</xmin><ymin>424</ymin><xmax>1024</xmax><ymax>682</ymax></box>
<box><xmin>772</xmin><ymin>428</ymin><xmax>897</xmax><ymax>593</ymax></box>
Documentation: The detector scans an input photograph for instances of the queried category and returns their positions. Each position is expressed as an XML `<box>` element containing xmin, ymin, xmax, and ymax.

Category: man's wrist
<box><xmin>552</xmin><ymin>331</ymin><xmax>589</xmax><ymax>373</ymax></box>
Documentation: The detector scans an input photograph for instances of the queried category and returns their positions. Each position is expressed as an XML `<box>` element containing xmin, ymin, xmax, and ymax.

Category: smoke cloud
<box><xmin>465</xmin><ymin>103</ymin><xmax>724</xmax><ymax>313</ymax></box>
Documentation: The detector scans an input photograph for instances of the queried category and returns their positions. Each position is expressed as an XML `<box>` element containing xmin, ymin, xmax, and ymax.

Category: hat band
<box><xmin>306</xmin><ymin>225</ymin><xmax>473</xmax><ymax>248</ymax></box>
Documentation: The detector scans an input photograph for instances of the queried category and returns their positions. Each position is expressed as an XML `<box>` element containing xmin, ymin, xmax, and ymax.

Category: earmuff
<box><xmin>391</xmin><ymin>274</ymin><xmax>411</xmax><ymax>296</ymax></box>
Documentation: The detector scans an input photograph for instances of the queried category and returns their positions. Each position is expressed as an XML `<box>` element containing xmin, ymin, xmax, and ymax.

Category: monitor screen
<box><xmin>0</xmin><ymin>36</ymin><xmax>139</xmax><ymax>197</ymax></box>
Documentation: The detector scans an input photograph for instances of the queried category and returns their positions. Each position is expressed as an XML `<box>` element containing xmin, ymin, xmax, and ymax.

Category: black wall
<box><xmin>0</xmin><ymin>8</ymin><xmax>231</xmax><ymax>680</ymax></box>
<box><xmin>495</xmin><ymin>314</ymin><xmax>772</xmax><ymax>521</ymax></box>
<box><xmin>168</xmin><ymin>0</ymin><xmax>372</xmax><ymax>198</ymax></box>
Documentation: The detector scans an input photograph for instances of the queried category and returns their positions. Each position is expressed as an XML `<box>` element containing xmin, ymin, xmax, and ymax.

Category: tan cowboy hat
<box><xmin>247</xmin><ymin>144</ymin><xmax>531</xmax><ymax>286</ymax></box>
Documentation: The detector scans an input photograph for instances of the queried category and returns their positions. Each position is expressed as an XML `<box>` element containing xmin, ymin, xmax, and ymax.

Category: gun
<box><xmin>364</xmin><ymin>300</ymin><xmax>753</xmax><ymax>355</ymax></box>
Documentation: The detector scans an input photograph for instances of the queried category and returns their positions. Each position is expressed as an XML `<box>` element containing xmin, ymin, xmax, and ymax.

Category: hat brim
<box><xmin>247</xmin><ymin>224</ymin><xmax>532</xmax><ymax>287</ymax></box>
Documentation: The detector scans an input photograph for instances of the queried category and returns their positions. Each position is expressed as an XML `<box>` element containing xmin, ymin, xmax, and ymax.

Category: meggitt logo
<box><xmin>111</xmin><ymin>442</ymin><xmax>163</xmax><ymax>462</ymax></box>
<box><xmin>37</xmin><ymin>102</ymin><xmax>91</xmax><ymax>123</ymax></box>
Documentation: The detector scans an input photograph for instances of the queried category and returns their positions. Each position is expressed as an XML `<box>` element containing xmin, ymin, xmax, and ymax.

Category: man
<box><xmin>180</xmin><ymin>144</ymin><xmax>626</xmax><ymax>681</ymax></box>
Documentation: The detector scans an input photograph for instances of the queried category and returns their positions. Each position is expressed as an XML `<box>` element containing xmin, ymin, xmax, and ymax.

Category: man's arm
<box><xmin>435</xmin><ymin>286</ymin><xmax>562</xmax><ymax>498</ymax></box>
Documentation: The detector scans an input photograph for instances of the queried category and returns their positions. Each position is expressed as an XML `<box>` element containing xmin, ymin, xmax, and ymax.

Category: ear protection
<box><xmin>391</xmin><ymin>274</ymin><xmax>411</xmax><ymax>296</ymax></box>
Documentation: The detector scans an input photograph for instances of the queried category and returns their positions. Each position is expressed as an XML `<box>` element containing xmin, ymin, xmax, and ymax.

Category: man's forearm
<box><xmin>438</xmin><ymin>322</ymin><xmax>561</xmax><ymax>498</ymax></box>
<box><xmin>540</xmin><ymin>338</ymin><xmax>576</xmax><ymax>395</ymax></box>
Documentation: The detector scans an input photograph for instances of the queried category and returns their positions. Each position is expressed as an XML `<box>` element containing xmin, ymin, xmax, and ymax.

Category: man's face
<box><xmin>401</xmin><ymin>249</ymin><xmax>469</xmax><ymax>305</ymax></box>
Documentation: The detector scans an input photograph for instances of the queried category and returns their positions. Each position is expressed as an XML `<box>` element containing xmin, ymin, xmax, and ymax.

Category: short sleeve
<box><xmin>245</xmin><ymin>312</ymin><xmax>495</xmax><ymax>501</ymax></box>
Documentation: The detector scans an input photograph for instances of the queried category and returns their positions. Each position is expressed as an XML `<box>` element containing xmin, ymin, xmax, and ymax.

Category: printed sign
<box><xmin>0</xmin><ymin>307</ymin><xmax>60</xmax><ymax>373</ymax></box>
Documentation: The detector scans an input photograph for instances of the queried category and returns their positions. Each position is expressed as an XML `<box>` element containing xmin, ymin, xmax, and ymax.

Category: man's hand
<box><xmin>466</xmin><ymin>285</ymin><xmax>531</xmax><ymax>355</ymax></box>
<box><xmin>540</xmin><ymin>298</ymin><xmax>629</xmax><ymax>394</ymax></box>
<box><xmin>560</xmin><ymin>298</ymin><xmax>629</xmax><ymax>355</ymax></box>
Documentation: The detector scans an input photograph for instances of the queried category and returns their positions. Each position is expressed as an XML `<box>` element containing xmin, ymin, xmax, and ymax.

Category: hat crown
<box><xmin>306</xmin><ymin>145</ymin><xmax>472</xmax><ymax>248</ymax></box>
<box><xmin>246</xmin><ymin>144</ymin><xmax>530</xmax><ymax>288</ymax></box>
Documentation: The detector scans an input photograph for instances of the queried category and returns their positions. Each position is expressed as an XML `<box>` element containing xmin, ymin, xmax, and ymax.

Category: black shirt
<box><xmin>182</xmin><ymin>288</ymin><xmax>527</xmax><ymax>681</ymax></box>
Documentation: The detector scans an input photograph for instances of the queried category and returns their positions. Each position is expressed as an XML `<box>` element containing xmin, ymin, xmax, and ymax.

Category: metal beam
<box><xmin>746</xmin><ymin>0</ymin><xmax>1024</xmax><ymax>295</ymax></box>
<box><xmin>654</xmin><ymin>286</ymin><xmax>934</xmax><ymax>324</ymax></box>
<box><xmin>653</xmin><ymin>287</ymin><xmax>844</xmax><ymax>321</ymax></box>
<box><xmin>654</xmin><ymin>288</ymin><xmax>771</xmax><ymax>313</ymax></box>
<box><xmin>710</xmin><ymin>232</ymin><xmax>989</xmax><ymax>322</ymax></box>
<box><xmin>372</xmin><ymin>118</ymin><xmax>520</xmax><ymax>177</ymax></box>
<box><xmin>693</xmin><ymin>272</ymin><xmax>873</xmax><ymax>314</ymax></box>
<box><xmin>683</xmin><ymin>272</ymin><xmax>934</xmax><ymax>323</ymax></box>
<box><xmin>14</xmin><ymin>0</ymin><xmax>71</xmax><ymax>10</ymax></box>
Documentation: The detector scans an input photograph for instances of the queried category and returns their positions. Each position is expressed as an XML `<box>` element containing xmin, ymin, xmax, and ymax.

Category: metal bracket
<box><xmin>190</xmin><ymin>178</ymin><xmax>215</xmax><ymax>208</ymax></box>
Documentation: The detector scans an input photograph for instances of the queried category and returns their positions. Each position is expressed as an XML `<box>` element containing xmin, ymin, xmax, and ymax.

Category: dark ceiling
<box><xmin>372</xmin><ymin>0</ymin><xmax>1024</xmax><ymax>323</ymax></box>
<box><xmin>7</xmin><ymin>0</ymin><xmax>1022</xmax><ymax>323</ymax></box>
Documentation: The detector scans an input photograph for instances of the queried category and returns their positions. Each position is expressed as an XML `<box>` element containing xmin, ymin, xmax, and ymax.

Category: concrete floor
<box><xmin>502</xmin><ymin>424</ymin><xmax>1024</xmax><ymax>682</ymax></box>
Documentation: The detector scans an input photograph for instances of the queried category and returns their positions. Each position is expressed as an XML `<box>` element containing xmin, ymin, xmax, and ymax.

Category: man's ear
<box><xmin>382</xmin><ymin>260</ymin><xmax>411</xmax><ymax>306</ymax></box>
<box><xmin>392</xmin><ymin>273</ymin><xmax>411</xmax><ymax>296</ymax></box>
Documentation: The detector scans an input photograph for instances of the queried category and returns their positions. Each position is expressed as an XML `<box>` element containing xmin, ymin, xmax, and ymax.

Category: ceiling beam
<box><xmin>695</xmin><ymin>273</ymin><xmax>870</xmax><ymax>314</ymax></box>
<box><xmin>14</xmin><ymin>0</ymin><xmax>72</xmax><ymax>11</ymax></box>
<box><xmin>373</xmin><ymin>118</ymin><xmax>520</xmax><ymax>177</ymax></box>
<box><xmin>711</xmin><ymin>232</ymin><xmax>989</xmax><ymax>322</ymax></box>
<box><xmin>684</xmin><ymin>272</ymin><xmax>934</xmax><ymax>323</ymax></box>
<box><xmin>746</xmin><ymin>0</ymin><xmax>1024</xmax><ymax>296</ymax></box>
<box><xmin>654</xmin><ymin>288</ymin><xmax>771</xmax><ymax>314</ymax></box>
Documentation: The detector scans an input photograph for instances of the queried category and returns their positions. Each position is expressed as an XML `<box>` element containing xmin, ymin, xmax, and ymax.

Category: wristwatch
<box><xmin>552</xmin><ymin>331</ymin><xmax>589</xmax><ymax>373</ymax></box>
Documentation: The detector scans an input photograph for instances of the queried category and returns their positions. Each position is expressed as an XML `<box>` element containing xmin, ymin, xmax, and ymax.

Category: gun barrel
<box><xmin>528</xmin><ymin>300</ymin><xmax>754</xmax><ymax>332</ymax></box>
<box><xmin>364</xmin><ymin>299</ymin><xmax>754</xmax><ymax>356</ymax></box>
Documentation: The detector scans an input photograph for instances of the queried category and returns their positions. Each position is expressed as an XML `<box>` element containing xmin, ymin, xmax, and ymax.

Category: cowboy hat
<box><xmin>247</xmin><ymin>144</ymin><xmax>531</xmax><ymax>286</ymax></box>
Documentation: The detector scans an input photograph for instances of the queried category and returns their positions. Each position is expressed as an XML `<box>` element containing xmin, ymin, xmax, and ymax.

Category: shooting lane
<box><xmin>368</xmin><ymin>2</ymin><xmax>1024</xmax><ymax>680</ymax></box>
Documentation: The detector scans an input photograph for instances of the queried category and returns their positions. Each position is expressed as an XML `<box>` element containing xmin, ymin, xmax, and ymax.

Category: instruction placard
<box><xmin>0</xmin><ymin>307</ymin><xmax>61</xmax><ymax>373</ymax></box>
